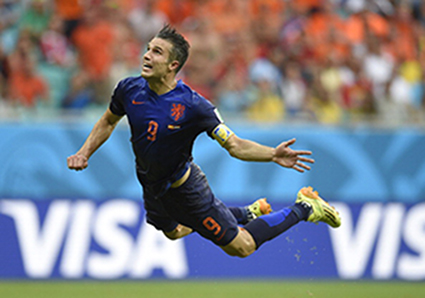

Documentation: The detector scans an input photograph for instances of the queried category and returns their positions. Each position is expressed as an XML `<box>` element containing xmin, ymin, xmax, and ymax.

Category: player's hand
<box><xmin>67</xmin><ymin>154</ymin><xmax>88</xmax><ymax>171</ymax></box>
<box><xmin>272</xmin><ymin>138</ymin><xmax>314</xmax><ymax>172</ymax></box>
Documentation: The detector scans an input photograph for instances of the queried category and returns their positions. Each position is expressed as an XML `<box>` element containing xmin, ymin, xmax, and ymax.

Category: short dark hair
<box><xmin>156</xmin><ymin>24</ymin><xmax>190</xmax><ymax>73</ymax></box>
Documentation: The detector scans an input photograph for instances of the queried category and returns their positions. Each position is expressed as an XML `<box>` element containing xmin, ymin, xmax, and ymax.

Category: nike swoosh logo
<box><xmin>132</xmin><ymin>99</ymin><xmax>145</xmax><ymax>105</ymax></box>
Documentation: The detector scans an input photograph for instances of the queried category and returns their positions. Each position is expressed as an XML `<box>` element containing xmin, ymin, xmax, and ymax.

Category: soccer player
<box><xmin>67</xmin><ymin>25</ymin><xmax>341</xmax><ymax>258</ymax></box>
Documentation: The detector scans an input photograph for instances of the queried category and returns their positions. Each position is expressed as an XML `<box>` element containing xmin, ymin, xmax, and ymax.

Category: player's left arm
<box><xmin>212</xmin><ymin>124</ymin><xmax>314</xmax><ymax>173</ymax></box>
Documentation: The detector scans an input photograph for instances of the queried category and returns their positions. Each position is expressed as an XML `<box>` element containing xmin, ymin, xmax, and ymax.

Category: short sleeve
<box><xmin>109</xmin><ymin>79</ymin><xmax>126</xmax><ymax>116</ymax></box>
<box><xmin>193</xmin><ymin>93</ymin><xmax>223</xmax><ymax>137</ymax></box>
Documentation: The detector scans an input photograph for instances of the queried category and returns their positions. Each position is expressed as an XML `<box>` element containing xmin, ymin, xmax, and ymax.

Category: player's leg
<box><xmin>241</xmin><ymin>186</ymin><xmax>341</xmax><ymax>250</ymax></box>
<box><xmin>159</xmin><ymin>162</ymin><xmax>301</xmax><ymax>257</ymax></box>
<box><xmin>159</xmin><ymin>164</ymin><xmax>340</xmax><ymax>258</ymax></box>
<box><xmin>242</xmin><ymin>201</ymin><xmax>309</xmax><ymax>251</ymax></box>
<box><xmin>162</xmin><ymin>186</ymin><xmax>341</xmax><ymax>254</ymax></box>
<box><xmin>143</xmin><ymin>192</ymin><xmax>194</xmax><ymax>240</ymax></box>
<box><xmin>162</xmin><ymin>198</ymin><xmax>273</xmax><ymax>241</ymax></box>
<box><xmin>160</xmin><ymin>163</ymin><xmax>242</xmax><ymax>247</ymax></box>
<box><xmin>220</xmin><ymin>227</ymin><xmax>256</xmax><ymax>257</ymax></box>
<box><xmin>161</xmin><ymin>180</ymin><xmax>301</xmax><ymax>258</ymax></box>
<box><xmin>220</xmin><ymin>199</ymin><xmax>309</xmax><ymax>257</ymax></box>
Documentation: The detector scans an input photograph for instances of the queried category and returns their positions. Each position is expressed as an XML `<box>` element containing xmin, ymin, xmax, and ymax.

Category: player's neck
<box><xmin>147</xmin><ymin>76</ymin><xmax>177</xmax><ymax>96</ymax></box>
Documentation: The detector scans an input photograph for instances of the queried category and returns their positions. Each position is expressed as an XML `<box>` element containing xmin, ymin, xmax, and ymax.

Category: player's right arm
<box><xmin>67</xmin><ymin>108</ymin><xmax>123</xmax><ymax>171</ymax></box>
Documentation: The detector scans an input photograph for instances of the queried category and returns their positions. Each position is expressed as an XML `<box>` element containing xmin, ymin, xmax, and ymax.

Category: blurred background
<box><xmin>1</xmin><ymin>0</ymin><xmax>425</xmax><ymax>285</ymax></box>
<box><xmin>0</xmin><ymin>0</ymin><xmax>425</xmax><ymax>124</ymax></box>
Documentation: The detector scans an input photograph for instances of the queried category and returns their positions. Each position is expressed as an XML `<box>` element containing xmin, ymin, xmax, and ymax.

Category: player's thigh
<box><xmin>164</xmin><ymin>186</ymin><xmax>239</xmax><ymax>245</ymax></box>
<box><xmin>162</xmin><ymin>164</ymin><xmax>239</xmax><ymax>246</ymax></box>
<box><xmin>221</xmin><ymin>227</ymin><xmax>256</xmax><ymax>258</ymax></box>
<box><xmin>143</xmin><ymin>194</ymin><xmax>179</xmax><ymax>233</ymax></box>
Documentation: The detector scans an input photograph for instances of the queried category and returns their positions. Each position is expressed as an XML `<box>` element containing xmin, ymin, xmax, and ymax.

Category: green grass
<box><xmin>0</xmin><ymin>280</ymin><xmax>424</xmax><ymax>298</ymax></box>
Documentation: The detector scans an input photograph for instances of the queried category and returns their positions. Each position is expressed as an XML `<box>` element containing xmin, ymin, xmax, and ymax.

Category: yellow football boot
<box><xmin>296</xmin><ymin>186</ymin><xmax>341</xmax><ymax>228</ymax></box>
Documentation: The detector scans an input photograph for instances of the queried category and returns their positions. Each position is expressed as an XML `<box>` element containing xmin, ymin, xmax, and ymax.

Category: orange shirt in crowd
<box><xmin>202</xmin><ymin>0</ymin><xmax>252</xmax><ymax>35</ymax></box>
<box><xmin>344</xmin><ymin>12</ymin><xmax>389</xmax><ymax>44</ymax></box>
<box><xmin>393</xmin><ymin>21</ymin><xmax>417</xmax><ymax>60</ymax></box>
<box><xmin>291</xmin><ymin>0</ymin><xmax>321</xmax><ymax>13</ymax></box>
<box><xmin>9</xmin><ymin>72</ymin><xmax>48</xmax><ymax>107</ymax></box>
<box><xmin>154</xmin><ymin>0</ymin><xmax>195</xmax><ymax>24</ymax></box>
<box><xmin>72</xmin><ymin>21</ymin><xmax>115</xmax><ymax>79</ymax></box>
<box><xmin>54</xmin><ymin>0</ymin><xmax>84</xmax><ymax>20</ymax></box>
<box><xmin>313</xmin><ymin>40</ymin><xmax>350</xmax><ymax>63</ymax></box>
<box><xmin>304</xmin><ymin>12</ymin><xmax>345</xmax><ymax>40</ymax></box>
<box><xmin>303</xmin><ymin>10</ymin><xmax>348</xmax><ymax>62</ymax></box>
<box><xmin>250</xmin><ymin>0</ymin><xmax>285</xmax><ymax>16</ymax></box>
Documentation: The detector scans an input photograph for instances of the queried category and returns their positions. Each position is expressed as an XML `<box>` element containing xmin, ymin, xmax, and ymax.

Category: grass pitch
<box><xmin>0</xmin><ymin>280</ymin><xmax>423</xmax><ymax>298</ymax></box>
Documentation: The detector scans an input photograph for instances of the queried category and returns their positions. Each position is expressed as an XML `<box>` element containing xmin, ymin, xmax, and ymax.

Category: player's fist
<box><xmin>67</xmin><ymin>154</ymin><xmax>88</xmax><ymax>171</ymax></box>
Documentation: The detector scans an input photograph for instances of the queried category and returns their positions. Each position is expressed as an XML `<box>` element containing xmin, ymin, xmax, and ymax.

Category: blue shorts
<box><xmin>142</xmin><ymin>163</ymin><xmax>239</xmax><ymax>246</ymax></box>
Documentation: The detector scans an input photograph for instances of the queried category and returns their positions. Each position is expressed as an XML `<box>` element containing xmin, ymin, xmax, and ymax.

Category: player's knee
<box><xmin>222</xmin><ymin>230</ymin><xmax>257</xmax><ymax>258</ymax></box>
<box><xmin>223</xmin><ymin>243</ymin><xmax>255</xmax><ymax>258</ymax></box>
<box><xmin>234</xmin><ymin>247</ymin><xmax>254</xmax><ymax>258</ymax></box>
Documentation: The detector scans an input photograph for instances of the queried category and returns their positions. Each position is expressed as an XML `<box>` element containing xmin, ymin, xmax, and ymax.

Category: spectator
<box><xmin>247</xmin><ymin>56</ymin><xmax>284</xmax><ymax>122</ymax></box>
<box><xmin>8</xmin><ymin>53</ymin><xmax>49</xmax><ymax>107</ymax></box>
<box><xmin>6</xmin><ymin>30</ymin><xmax>39</xmax><ymax>75</ymax></box>
<box><xmin>280</xmin><ymin>61</ymin><xmax>307</xmax><ymax>118</ymax></box>
<box><xmin>54</xmin><ymin>0</ymin><xmax>85</xmax><ymax>38</ymax></box>
<box><xmin>319</xmin><ymin>55</ymin><xmax>344</xmax><ymax>109</ymax></box>
<box><xmin>62</xmin><ymin>70</ymin><xmax>94</xmax><ymax>110</ymax></box>
<box><xmin>304</xmin><ymin>1</ymin><xmax>346</xmax><ymax>62</ymax></box>
<box><xmin>204</xmin><ymin>0</ymin><xmax>252</xmax><ymax>36</ymax></box>
<box><xmin>216</xmin><ymin>67</ymin><xmax>253</xmax><ymax>114</ymax></box>
<box><xmin>181</xmin><ymin>19</ymin><xmax>224</xmax><ymax>101</ymax></box>
<box><xmin>306</xmin><ymin>75</ymin><xmax>343</xmax><ymax>125</ymax></box>
<box><xmin>250</xmin><ymin>0</ymin><xmax>284</xmax><ymax>50</ymax></box>
<box><xmin>214</xmin><ymin>33</ymin><xmax>255</xmax><ymax>97</ymax></box>
<box><xmin>387</xmin><ymin>2</ymin><xmax>417</xmax><ymax>61</ymax></box>
<box><xmin>361</xmin><ymin>34</ymin><xmax>395</xmax><ymax>102</ymax></box>
<box><xmin>0</xmin><ymin>0</ymin><xmax>20</xmax><ymax>32</ymax></box>
<box><xmin>109</xmin><ymin>20</ymin><xmax>142</xmax><ymax>85</ymax></box>
<box><xmin>40</xmin><ymin>15</ymin><xmax>74</xmax><ymax>67</ymax></box>
<box><xmin>18</xmin><ymin>0</ymin><xmax>52</xmax><ymax>43</ymax></box>
<box><xmin>249</xmin><ymin>57</ymin><xmax>281</xmax><ymax>90</ymax></box>
<box><xmin>279</xmin><ymin>1</ymin><xmax>306</xmax><ymax>51</ymax></box>
<box><xmin>386</xmin><ymin>59</ymin><xmax>424</xmax><ymax>123</ymax></box>
<box><xmin>388</xmin><ymin>65</ymin><xmax>414</xmax><ymax>109</ymax></box>
<box><xmin>343</xmin><ymin>6</ymin><xmax>389</xmax><ymax>46</ymax></box>
<box><xmin>0</xmin><ymin>0</ymin><xmax>423</xmax><ymax>125</ymax></box>
<box><xmin>341</xmin><ymin>59</ymin><xmax>376</xmax><ymax>121</ymax></box>
<box><xmin>128</xmin><ymin>0</ymin><xmax>168</xmax><ymax>45</ymax></box>
<box><xmin>0</xmin><ymin>1</ymin><xmax>23</xmax><ymax>57</ymax></box>
<box><xmin>71</xmin><ymin>6</ymin><xmax>115</xmax><ymax>104</ymax></box>
<box><xmin>247</xmin><ymin>78</ymin><xmax>285</xmax><ymax>123</ymax></box>
<box><xmin>154</xmin><ymin>0</ymin><xmax>196</xmax><ymax>25</ymax></box>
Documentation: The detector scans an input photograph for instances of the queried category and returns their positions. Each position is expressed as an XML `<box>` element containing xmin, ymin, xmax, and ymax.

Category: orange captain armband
<box><xmin>212</xmin><ymin>124</ymin><xmax>234</xmax><ymax>146</ymax></box>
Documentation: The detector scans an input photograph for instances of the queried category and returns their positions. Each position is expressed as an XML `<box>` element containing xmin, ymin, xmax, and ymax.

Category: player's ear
<box><xmin>169</xmin><ymin>60</ymin><xmax>180</xmax><ymax>72</ymax></box>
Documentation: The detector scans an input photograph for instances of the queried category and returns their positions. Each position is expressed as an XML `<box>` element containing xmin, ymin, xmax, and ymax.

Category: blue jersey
<box><xmin>109</xmin><ymin>76</ymin><xmax>221</xmax><ymax>197</ymax></box>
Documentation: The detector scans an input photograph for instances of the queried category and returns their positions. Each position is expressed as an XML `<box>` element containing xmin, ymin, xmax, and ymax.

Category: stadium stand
<box><xmin>0</xmin><ymin>0</ymin><xmax>424</xmax><ymax>126</ymax></box>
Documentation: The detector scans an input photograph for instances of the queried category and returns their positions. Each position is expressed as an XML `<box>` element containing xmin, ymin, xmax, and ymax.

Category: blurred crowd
<box><xmin>0</xmin><ymin>0</ymin><xmax>425</xmax><ymax>125</ymax></box>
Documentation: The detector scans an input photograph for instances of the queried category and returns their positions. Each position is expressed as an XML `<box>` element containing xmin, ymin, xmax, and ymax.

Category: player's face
<box><xmin>141</xmin><ymin>38</ymin><xmax>177</xmax><ymax>80</ymax></box>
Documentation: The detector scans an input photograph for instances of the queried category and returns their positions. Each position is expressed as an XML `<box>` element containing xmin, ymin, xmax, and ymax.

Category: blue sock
<box><xmin>244</xmin><ymin>203</ymin><xmax>310</xmax><ymax>248</ymax></box>
<box><xmin>229</xmin><ymin>206</ymin><xmax>248</xmax><ymax>224</ymax></box>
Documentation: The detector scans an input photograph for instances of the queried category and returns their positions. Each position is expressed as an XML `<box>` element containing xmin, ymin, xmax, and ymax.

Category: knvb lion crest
<box><xmin>171</xmin><ymin>103</ymin><xmax>186</xmax><ymax>121</ymax></box>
